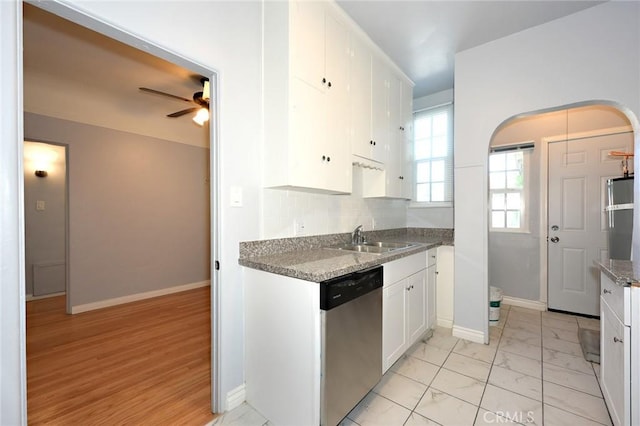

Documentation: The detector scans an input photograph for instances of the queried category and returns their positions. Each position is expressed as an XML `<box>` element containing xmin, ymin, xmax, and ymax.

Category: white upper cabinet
<box><xmin>264</xmin><ymin>1</ymin><xmax>351</xmax><ymax>194</ymax></box>
<box><xmin>263</xmin><ymin>0</ymin><xmax>412</xmax><ymax>195</ymax></box>
<box><xmin>361</xmin><ymin>73</ymin><xmax>413</xmax><ymax>199</ymax></box>
<box><xmin>349</xmin><ymin>35</ymin><xmax>379</xmax><ymax>163</ymax></box>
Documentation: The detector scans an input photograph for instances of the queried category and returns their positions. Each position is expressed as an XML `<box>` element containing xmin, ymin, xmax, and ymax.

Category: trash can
<box><xmin>489</xmin><ymin>286</ymin><xmax>503</xmax><ymax>326</ymax></box>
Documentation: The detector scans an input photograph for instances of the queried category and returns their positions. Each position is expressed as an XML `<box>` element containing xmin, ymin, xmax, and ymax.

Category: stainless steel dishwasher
<box><xmin>320</xmin><ymin>265</ymin><xmax>383</xmax><ymax>426</ymax></box>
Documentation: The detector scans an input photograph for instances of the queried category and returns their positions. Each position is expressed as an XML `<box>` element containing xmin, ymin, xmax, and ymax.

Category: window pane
<box><xmin>414</xmin><ymin>118</ymin><xmax>431</xmax><ymax>139</ymax></box>
<box><xmin>432</xmin><ymin>160</ymin><xmax>445</xmax><ymax>182</ymax></box>
<box><xmin>432</xmin><ymin>136</ymin><xmax>448</xmax><ymax>157</ymax></box>
<box><xmin>506</xmin><ymin>211</ymin><xmax>521</xmax><ymax>228</ymax></box>
<box><xmin>432</xmin><ymin>113</ymin><xmax>447</xmax><ymax>136</ymax></box>
<box><xmin>506</xmin><ymin>152</ymin><xmax>522</xmax><ymax>170</ymax></box>
<box><xmin>490</xmin><ymin>153</ymin><xmax>506</xmax><ymax>171</ymax></box>
<box><xmin>431</xmin><ymin>182</ymin><xmax>444</xmax><ymax>201</ymax></box>
<box><xmin>414</xmin><ymin>139</ymin><xmax>430</xmax><ymax>160</ymax></box>
<box><xmin>490</xmin><ymin>172</ymin><xmax>505</xmax><ymax>189</ymax></box>
<box><xmin>506</xmin><ymin>171</ymin><xmax>523</xmax><ymax>189</ymax></box>
<box><xmin>506</xmin><ymin>192</ymin><xmax>521</xmax><ymax>209</ymax></box>
<box><xmin>492</xmin><ymin>211</ymin><xmax>505</xmax><ymax>228</ymax></box>
<box><xmin>492</xmin><ymin>193</ymin><xmax>505</xmax><ymax>210</ymax></box>
<box><xmin>416</xmin><ymin>162</ymin><xmax>430</xmax><ymax>183</ymax></box>
<box><xmin>416</xmin><ymin>183</ymin><xmax>430</xmax><ymax>202</ymax></box>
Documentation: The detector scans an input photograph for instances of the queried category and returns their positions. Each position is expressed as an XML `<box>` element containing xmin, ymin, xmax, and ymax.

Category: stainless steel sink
<box><xmin>330</xmin><ymin>244</ymin><xmax>389</xmax><ymax>254</ymax></box>
<box><xmin>363</xmin><ymin>241</ymin><xmax>417</xmax><ymax>249</ymax></box>
<box><xmin>327</xmin><ymin>241</ymin><xmax>418</xmax><ymax>254</ymax></box>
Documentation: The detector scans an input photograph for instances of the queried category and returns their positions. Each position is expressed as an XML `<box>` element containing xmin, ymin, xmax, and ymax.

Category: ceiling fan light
<box><xmin>202</xmin><ymin>79</ymin><xmax>210</xmax><ymax>100</ymax></box>
<box><xmin>193</xmin><ymin>108</ymin><xmax>209</xmax><ymax>126</ymax></box>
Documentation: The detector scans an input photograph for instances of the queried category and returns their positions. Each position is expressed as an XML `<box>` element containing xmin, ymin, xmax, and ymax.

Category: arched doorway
<box><xmin>488</xmin><ymin>103</ymin><xmax>635</xmax><ymax>316</ymax></box>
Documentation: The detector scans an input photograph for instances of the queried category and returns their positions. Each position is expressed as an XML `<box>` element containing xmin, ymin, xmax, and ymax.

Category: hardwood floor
<box><xmin>26</xmin><ymin>287</ymin><xmax>216</xmax><ymax>425</ymax></box>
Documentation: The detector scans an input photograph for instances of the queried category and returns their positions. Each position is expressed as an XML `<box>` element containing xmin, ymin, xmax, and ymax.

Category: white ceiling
<box><xmin>23</xmin><ymin>1</ymin><xmax>605</xmax><ymax>142</ymax></box>
<box><xmin>336</xmin><ymin>0</ymin><xmax>605</xmax><ymax>97</ymax></box>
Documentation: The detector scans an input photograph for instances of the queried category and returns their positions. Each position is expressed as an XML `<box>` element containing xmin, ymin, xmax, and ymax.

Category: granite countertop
<box><xmin>239</xmin><ymin>228</ymin><xmax>451</xmax><ymax>282</ymax></box>
<box><xmin>597</xmin><ymin>259</ymin><xmax>640</xmax><ymax>287</ymax></box>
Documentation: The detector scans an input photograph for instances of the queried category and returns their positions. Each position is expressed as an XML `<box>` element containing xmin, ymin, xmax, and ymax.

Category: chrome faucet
<box><xmin>351</xmin><ymin>225</ymin><xmax>365</xmax><ymax>245</ymax></box>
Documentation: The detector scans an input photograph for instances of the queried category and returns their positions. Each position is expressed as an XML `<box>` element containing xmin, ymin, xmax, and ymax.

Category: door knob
<box><xmin>550</xmin><ymin>237</ymin><xmax>560</xmax><ymax>243</ymax></box>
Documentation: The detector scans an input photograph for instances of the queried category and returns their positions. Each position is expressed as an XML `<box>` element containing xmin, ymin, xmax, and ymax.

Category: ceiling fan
<box><xmin>139</xmin><ymin>77</ymin><xmax>210</xmax><ymax>125</ymax></box>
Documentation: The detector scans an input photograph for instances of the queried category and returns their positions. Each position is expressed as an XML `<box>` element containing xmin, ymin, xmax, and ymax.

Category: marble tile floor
<box><xmin>209</xmin><ymin>304</ymin><xmax>609</xmax><ymax>426</ymax></box>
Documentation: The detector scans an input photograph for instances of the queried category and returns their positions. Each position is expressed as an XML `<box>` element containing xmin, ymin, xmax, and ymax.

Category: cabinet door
<box><xmin>385</xmin><ymin>74</ymin><xmax>404</xmax><ymax>197</ymax></box>
<box><xmin>290</xmin><ymin>0</ymin><xmax>325</xmax><ymax>92</ymax></box>
<box><xmin>427</xmin><ymin>265</ymin><xmax>437</xmax><ymax>330</ymax></box>
<box><xmin>371</xmin><ymin>56</ymin><xmax>389</xmax><ymax>163</ymax></box>
<box><xmin>290</xmin><ymin>78</ymin><xmax>327</xmax><ymax>189</ymax></box>
<box><xmin>323</xmin><ymin>11</ymin><xmax>352</xmax><ymax>194</ymax></box>
<box><xmin>349</xmin><ymin>36</ymin><xmax>373</xmax><ymax>160</ymax></box>
<box><xmin>407</xmin><ymin>269</ymin><xmax>427</xmax><ymax>344</ymax></box>
<box><xmin>401</xmin><ymin>80</ymin><xmax>414</xmax><ymax>198</ymax></box>
<box><xmin>600</xmin><ymin>297</ymin><xmax>629</xmax><ymax>426</ymax></box>
<box><xmin>383</xmin><ymin>279</ymin><xmax>407</xmax><ymax>373</ymax></box>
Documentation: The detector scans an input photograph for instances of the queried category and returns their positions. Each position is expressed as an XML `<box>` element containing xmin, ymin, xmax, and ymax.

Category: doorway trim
<box><xmin>21</xmin><ymin>0</ymin><xmax>222</xmax><ymax>416</ymax></box>
<box><xmin>539</xmin><ymin>124</ymin><xmax>634</xmax><ymax>310</ymax></box>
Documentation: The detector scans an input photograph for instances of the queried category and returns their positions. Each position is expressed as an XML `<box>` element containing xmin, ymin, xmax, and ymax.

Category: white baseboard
<box><xmin>452</xmin><ymin>325</ymin><xmax>485</xmax><ymax>344</ymax></box>
<box><xmin>70</xmin><ymin>280</ymin><xmax>210</xmax><ymax>314</ymax></box>
<box><xmin>26</xmin><ymin>291</ymin><xmax>65</xmax><ymax>302</ymax></box>
<box><xmin>502</xmin><ymin>296</ymin><xmax>547</xmax><ymax>312</ymax></box>
<box><xmin>437</xmin><ymin>317</ymin><xmax>453</xmax><ymax>328</ymax></box>
<box><xmin>226</xmin><ymin>384</ymin><xmax>246</xmax><ymax>412</ymax></box>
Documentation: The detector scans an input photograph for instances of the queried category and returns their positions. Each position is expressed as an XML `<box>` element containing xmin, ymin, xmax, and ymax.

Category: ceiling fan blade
<box><xmin>139</xmin><ymin>87</ymin><xmax>193</xmax><ymax>103</ymax></box>
<box><xmin>167</xmin><ymin>107</ymin><xmax>199</xmax><ymax>118</ymax></box>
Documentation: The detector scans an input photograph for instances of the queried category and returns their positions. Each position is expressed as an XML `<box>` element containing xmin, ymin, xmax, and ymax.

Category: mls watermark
<box><xmin>483</xmin><ymin>410</ymin><xmax>536</xmax><ymax>423</ymax></box>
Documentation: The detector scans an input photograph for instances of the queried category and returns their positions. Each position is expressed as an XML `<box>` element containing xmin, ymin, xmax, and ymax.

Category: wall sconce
<box><xmin>193</xmin><ymin>108</ymin><xmax>209</xmax><ymax>126</ymax></box>
<box><xmin>35</xmin><ymin>170</ymin><xmax>48</xmax><ymax>178</ymax></box>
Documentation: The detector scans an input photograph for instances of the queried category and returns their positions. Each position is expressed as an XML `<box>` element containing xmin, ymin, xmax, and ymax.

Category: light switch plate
<box><xmin>36</xmin><ymin>200</ymin><xmax>46</xmax><ymax>211</ymax></box>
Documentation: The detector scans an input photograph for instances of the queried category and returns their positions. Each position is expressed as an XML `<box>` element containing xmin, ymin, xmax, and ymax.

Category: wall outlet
<box><xmin>295</xmin><ymin>220</ymin><xmax>306</xmax><ymax>236</ymax></box>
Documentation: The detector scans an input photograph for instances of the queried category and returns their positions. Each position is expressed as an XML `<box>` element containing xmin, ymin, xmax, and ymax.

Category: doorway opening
<box><xmin>23</xmin><ymin>141</ymin><xmax>68</xmax><ymax>302</ymax></box>
<box><xmin>22</xmin><ymin>1</ymin><xmax>220</xmax><ymax>422</ymax></box>
<box><xmin>488</xmin><ymin>103</ymin><xmax>636</xmax><ymax>317</ymax></box>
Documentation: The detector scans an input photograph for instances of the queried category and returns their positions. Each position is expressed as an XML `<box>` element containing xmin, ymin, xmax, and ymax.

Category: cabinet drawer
<box><xmin>601</xmin><ymin>272</ymin><xmax>631</xmax><ymax>325</ymax></box>
<box><xmin>384</xmin><ymin>252</ymin><xmax>427</xmax><ymax>287</ymax></box>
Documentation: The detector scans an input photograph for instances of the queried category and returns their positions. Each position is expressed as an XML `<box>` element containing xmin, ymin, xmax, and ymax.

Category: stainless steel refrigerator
<box><xmin>606</xmin><ymin>176</ymin><xmax>634</xmax><ymax>260</ymax></box>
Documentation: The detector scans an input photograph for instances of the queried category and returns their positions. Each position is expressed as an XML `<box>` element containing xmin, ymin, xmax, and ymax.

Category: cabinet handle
<box><xmin>322</xmin><ymin>155</ymin><xmax>326</xmax><ymax>161</ymax></box>
<box><xmin>614</xmin><ymin>336</ymin><xmax>624</xmax><ymax>343</ymax></box>
<box><xmin>370</xmin><ymin>140</ymin><xmax>373</xmax><ymax>145</ymax></box>
<box><xmin>322</xmin><ymin>77</ymin><xmax>326</xmax><ymax>84</ymax></box>
<box><xmin>603</xmin><ymin>289</ymin><xmax>612</xmax><ymax>294</ymax></box>
<box><xmin>327</xmin><ymin>156</ymin><xmax>331</xmax><ymax>162</ymax></box>
<box><xmin>373</xmin><ymin>141</ymin><xmax>376</xmax><ymax>146</ymax></box>
<box><xmin>328</xmin><ymin>81</ymin><xmax>332</xmax><ymax>88</ymax></box>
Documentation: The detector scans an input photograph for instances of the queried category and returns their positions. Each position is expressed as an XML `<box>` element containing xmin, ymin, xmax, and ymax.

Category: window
<box><xmin>489</xmin><ymin>150</ymin><xmax>529</xmax><ymax>231</ymax></box>
<box><xmin>413</xmin><ymin>104</ymin><xmax>453</xmax><ymax>204</ymax></box>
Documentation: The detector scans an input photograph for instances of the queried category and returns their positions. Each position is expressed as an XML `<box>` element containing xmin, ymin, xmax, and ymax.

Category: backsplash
<box><xmin>262</xmin><ymin>188</ymin><xmax>407</xmax><ymax>239</ymax></box>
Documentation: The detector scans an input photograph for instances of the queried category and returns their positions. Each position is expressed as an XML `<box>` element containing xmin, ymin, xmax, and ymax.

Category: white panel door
<box><xmin>548</xmin><ymin>133</ymin><xmax>633</xmax><ymax>315</ymax></box>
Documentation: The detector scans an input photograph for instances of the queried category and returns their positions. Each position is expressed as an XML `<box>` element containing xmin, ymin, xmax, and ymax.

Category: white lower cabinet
<box><xmin>383</xmin><ymin>250</ymin><xmax>436</xmax><ymax>373</ymax></box>
<box><xmin>600</xmin><ymin>271</ymin><xmax>634</xmax><ymax>426</ymax></box>
<box><xmin>601</xmin><ymin>297</ymin><xmax>629</xmax><ymax>426</ymax></box>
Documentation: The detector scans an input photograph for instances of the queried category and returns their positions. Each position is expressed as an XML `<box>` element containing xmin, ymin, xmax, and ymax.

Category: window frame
<box><xmin>410</xmin><ymin>103</ymin><xmax>454</xmax><ymax>208</ymax></box>
<box><xmin>489</xmin><ymin>148</ymin><xmax>531</xmax><ymax>233</ymax></box>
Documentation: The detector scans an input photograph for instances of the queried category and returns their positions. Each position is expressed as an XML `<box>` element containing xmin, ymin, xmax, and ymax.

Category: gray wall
<box><xmin>23</xmin><ymin>141</ymin><xmax>67</xmax><ymax>296</ymax></box>
<box><xmin>25</xmin><ymin>112</ymin><xmax>210</xmax><ymax>308</ymax></box>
